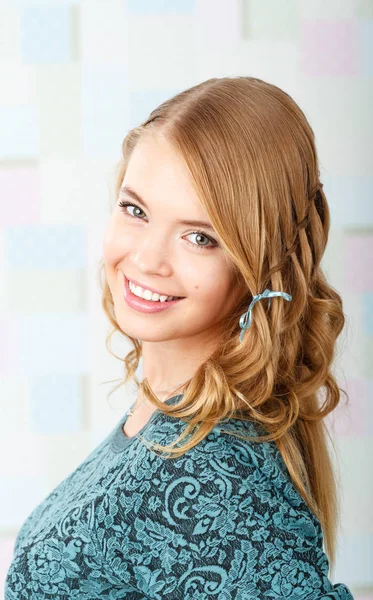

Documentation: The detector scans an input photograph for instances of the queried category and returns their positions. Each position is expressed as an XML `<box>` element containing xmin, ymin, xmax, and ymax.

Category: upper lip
<box><xmin>125</xmin><ymin>275</ymin><xmax>184</xmax><ymax>298</ymax></box>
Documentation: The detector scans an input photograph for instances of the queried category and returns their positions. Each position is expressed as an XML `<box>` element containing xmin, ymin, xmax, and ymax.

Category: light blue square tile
<box><xmin>360</xmin><ymin>20</ymin><xmax>373</xmax><ymax>76</ymax></box>
<box><xmin>30</xmin><ymin>373</ymin><xmax>83</xmax><ymax>434</ymax></box>
<box><xmin>129</xmin><ymin>89</ymin><xmax>181</xmax><ymax>128</ymax></box>
<box><xmin>334</xmin><ymin>532</ymin><xmax>373</xmax><ymax>585</ymax></box>
<box><xmin>0</xmin><ymin>476</ymin><xmax>49</xmax><ymax>528</ymax></box>
<box><xmin>5</xmin><ymin>225</ymin><xmax>86</xmax><ymax>270</ymax></box>
<box><xmin>82</xmin><ymin>64</ymin><xmax>129</xmax><ymax>157</ymax></box>
<box><xmin>127</xmin><ymin>0</ymin><xmax>195</xmax><ymax>14</ymax></box>
<box><xmin>326</xmin><ymin>176</ymin><xmax>373</xmax><ymax>227</ymax></box>
<box><xmin>20</xmin><ymin>4</ymin><xmax>72</xmax><ymax>64</ymax></box>
<box><xmin>15</xmin><ymin>314</ymin><xmax>89</xmax><ymax>375</ymax></box>
<box><xmin>0</xmin><ymin>106</ymin><xmax>39</xmax><ymax>160</ymax></box>
<box><xmin>14</xmin><ymin>0</ymin><xmax>78</xmax><ymax>5</ymax></box>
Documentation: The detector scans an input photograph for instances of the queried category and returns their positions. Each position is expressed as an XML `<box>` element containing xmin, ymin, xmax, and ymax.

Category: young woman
<box><xmin>6</xmin><ymin>76</ymin><xmax>354</xmax><ymax>599</ymax></box>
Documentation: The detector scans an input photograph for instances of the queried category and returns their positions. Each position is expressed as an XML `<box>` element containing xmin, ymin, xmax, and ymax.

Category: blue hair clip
<box><xmin>239</xmin><ymin>288</ymin><xmax>293</xmax><ymax>343</ymax></box>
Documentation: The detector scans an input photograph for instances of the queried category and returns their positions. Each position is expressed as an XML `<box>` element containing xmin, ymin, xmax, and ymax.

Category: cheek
<box><xmin>195</xmin><ymin>270</ymin><xmax>233</xmax><ymax>303</ymax></box>
<box><xmin>102</xmin><ymin>222</ymin><xmax>125</xmax><ymax>265</ymax></box>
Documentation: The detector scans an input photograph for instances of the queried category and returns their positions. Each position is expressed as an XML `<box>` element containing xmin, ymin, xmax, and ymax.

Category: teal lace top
<box><xmin>5</xmin><ymin>394</ymin><xmax>354</xmax><ymax>599</ymax></box>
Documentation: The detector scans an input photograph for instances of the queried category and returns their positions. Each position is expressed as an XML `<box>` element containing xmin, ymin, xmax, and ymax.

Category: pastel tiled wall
<box><xmin>1</xmin><ymin>0</ymin><xmax>372</xmax><ymax>597</ymax></box>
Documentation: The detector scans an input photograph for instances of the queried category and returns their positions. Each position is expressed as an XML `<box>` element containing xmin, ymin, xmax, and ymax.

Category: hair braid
<box><xmin>268</xmin><ymin>182</ymin><xmax>324</xmax><ymax>277</ymax></box>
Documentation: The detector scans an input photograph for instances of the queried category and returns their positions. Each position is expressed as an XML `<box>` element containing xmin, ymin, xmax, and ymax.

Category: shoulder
<box><xmin>140</xmin><ymin>418</ymin><xmax>323</xmax><ymax>549</ymax></box>
<box><xmin>94</xmin><ymin>418</ymin><xmax>349</xmax><ymax>598</ymax></box>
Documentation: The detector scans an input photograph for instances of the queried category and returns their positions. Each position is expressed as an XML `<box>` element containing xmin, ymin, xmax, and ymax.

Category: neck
<box><xmin>139</xmin><ymin>381</ymin><xmax>187</xmax><ymax>401</ymax></box>
<box><xmin>139</xmin><ymin>332</ymin><xmax>220</xmax><ymax>395</ymax></box>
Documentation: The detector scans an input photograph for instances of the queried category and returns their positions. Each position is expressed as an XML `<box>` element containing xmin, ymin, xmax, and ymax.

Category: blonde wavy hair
<box><xmin>99</xmin><ymin>76</ymin><xmax>348</xmax><ymax>575</ymax></box>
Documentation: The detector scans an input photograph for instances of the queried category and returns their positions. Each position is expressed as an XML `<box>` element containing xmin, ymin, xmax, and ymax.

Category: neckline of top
<box><xmin>110</xmin><ymin>393</ymin><xmax>184</xmax><ymax>453</ymax></box>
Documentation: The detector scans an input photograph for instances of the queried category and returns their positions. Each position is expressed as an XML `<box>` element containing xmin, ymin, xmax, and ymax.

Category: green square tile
<box><xmin>243</xmin><ymin>0</ymin><xmax>299</xmax><ymax>40</ymax></box>
<box><xmin>356</xmin><ymin>0</ymin><xmax>373</xmax><ymax>18</ymax></box>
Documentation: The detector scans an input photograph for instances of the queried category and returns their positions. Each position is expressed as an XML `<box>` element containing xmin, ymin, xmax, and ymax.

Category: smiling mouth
<box><xmin>125</xmin><ymin>275</ymin><xmax>185</xmax><ymax>300</ymax></box>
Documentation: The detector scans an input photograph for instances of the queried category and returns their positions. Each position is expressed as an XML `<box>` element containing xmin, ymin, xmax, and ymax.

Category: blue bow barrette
<box><xmin>239</xmin><ymin>288</ymin><xmax>293</xmax><ymax>343</ymax></box>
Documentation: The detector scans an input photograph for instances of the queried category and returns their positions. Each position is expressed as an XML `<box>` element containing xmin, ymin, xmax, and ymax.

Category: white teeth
<box><xmin>143</xmin><ymin>289</ymin><xmax>160</xmax><ymax>301</ymax></box>
<box><xmin>129</xmin><ymin>280</ymin><xmax>176</xmax><ymax>302</ymax></box>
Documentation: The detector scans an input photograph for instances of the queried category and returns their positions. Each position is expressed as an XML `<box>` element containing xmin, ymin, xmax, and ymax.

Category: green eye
<box><xmin>118</xmin><ymin>200</ymin><xmax>218</xmax><ymax>251</ymax></box>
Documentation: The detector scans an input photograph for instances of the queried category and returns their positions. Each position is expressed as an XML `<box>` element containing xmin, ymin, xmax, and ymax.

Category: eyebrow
<box><xmin>120</xmin><ymin>185</ymin><xmax>216</xmax><ymax>232</ymax></box>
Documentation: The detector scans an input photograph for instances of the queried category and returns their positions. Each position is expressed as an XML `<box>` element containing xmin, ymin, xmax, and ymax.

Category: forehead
<box><xmin>123</xmin><ymin>134</ymin><xmax>201</xmax><ymax>208</ymax></box>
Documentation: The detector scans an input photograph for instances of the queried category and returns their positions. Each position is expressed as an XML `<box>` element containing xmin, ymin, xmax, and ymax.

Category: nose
<box><xmin>129</xmin><ymin>232</ymin><xmax>173</xmax><ymax>276</ymax></box>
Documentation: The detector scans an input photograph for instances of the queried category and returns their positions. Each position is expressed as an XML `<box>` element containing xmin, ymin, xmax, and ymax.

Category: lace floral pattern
<box><xmin>5</xmin><ymin>396</ymin><xmax>354</xmax><ymax>599</ymax></box>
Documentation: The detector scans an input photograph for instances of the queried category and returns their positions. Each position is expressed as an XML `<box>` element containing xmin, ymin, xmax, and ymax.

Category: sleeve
<box><xmin>95</xmin><ymin>431</ymin><xmax>355</xmax><ymax>600</ymax></box>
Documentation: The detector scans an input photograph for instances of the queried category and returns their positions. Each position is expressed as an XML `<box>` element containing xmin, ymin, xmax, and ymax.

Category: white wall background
<box><xmin>0</xmin><ymin>0</ymin><xmax>372</xmax><ymax>596</ymax></box>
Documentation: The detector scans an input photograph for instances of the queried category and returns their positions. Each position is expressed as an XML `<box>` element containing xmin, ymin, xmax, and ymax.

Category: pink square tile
<box><xmin>196</xmin><ymin>0</ymin><xmax>240</xmax><ymax>45</ymax></box>
<box><xmin>0</xmin><ymin>167</ymin><xmax>40</xmax><ymax>226</ymax></box>
<box><xmin>325</xmin><ymin>378</ymin><xmax>367</xmax><ymax>437</ymax></box>
<box><xmin>343</xmin><ymin>234</ymin><xmax>373</xmax><ymax>293</ymax></box>
<box><xmin>300</xmin><ymin>19</ymin><xmax>359</xmax><ymax>76</ymax></box>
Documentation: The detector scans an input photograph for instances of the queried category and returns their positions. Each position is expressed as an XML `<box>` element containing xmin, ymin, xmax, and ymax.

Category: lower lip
<box><xmin>123</xmin><ymin>276</ymin><xmax>185</xmax><ymax>313</ymax></box>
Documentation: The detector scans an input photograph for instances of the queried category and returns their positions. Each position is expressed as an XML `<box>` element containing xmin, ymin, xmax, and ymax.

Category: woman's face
<box><xmin>103</xmin><ymin>133</ymin><xmax>247</xmax><ymax>345</ymax></box>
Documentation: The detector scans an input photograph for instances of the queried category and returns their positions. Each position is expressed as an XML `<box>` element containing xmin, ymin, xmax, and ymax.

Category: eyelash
<box><xmin>117</xmin><ymin>200</ymin><xmax>218</xmax><ymax>251</ymax></box>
